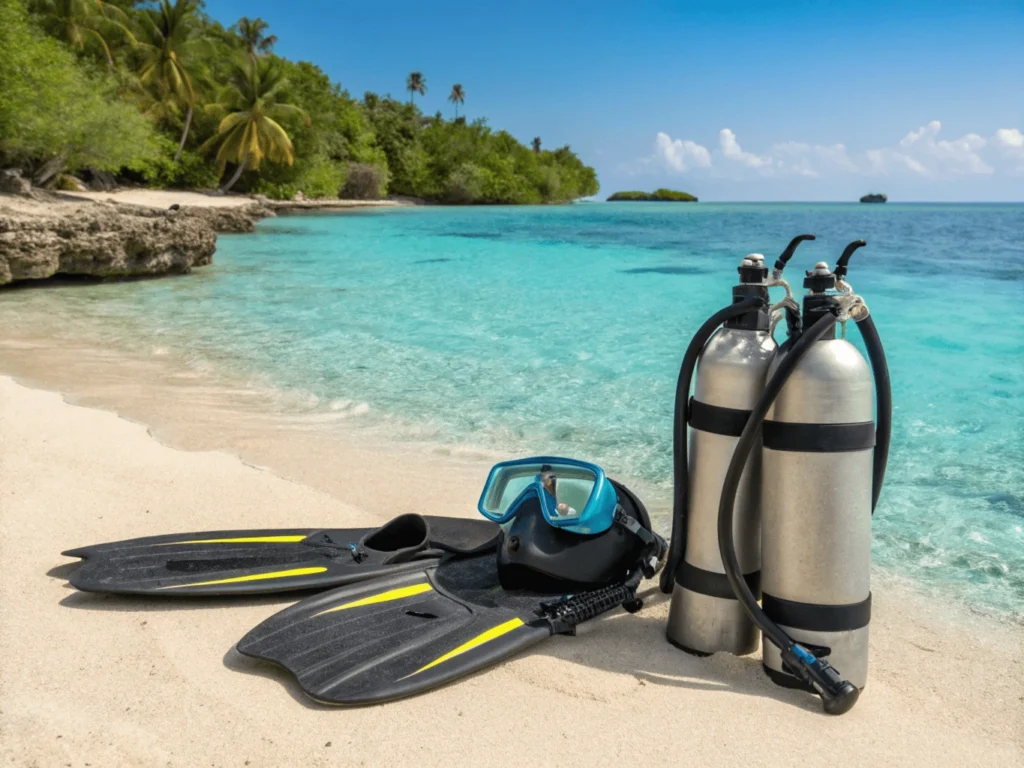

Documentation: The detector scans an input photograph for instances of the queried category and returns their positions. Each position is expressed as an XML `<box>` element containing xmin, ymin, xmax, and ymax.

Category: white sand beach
<box><xmin>66</xmin><ymin>189</ymin><xmax>407</xmax><ymax>210</ymax></box>
<box><xmin>0</xmin><ymin>188</ymin><xmax>406</xmax><ymax>218</ymax></box>
<box><xmin>1</xmin><ymin>372</ymin><xmax>1021</xmax><ymax>768</ymax></box>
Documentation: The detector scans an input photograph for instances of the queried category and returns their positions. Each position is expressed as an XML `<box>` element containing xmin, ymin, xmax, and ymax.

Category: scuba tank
<box><xmin>662</xmin><ymin>235</ymin><xmax>815</xmax><ymax>656</ymax></box>
<box><xmin>717</xmin><ymin>240</ymin><xmax>892</xmax><ymax>714</ymax></box>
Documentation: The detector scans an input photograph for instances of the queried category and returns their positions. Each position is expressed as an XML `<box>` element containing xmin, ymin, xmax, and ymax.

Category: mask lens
<box><xmin>541</xmin><ymin>470</ymin><xmax>595</xmax><ymax>520</ymax></box>
<box><xmin>479</xmin><ymin>460</ymin><xmax>598</xmax><ymax>523</ymax></box>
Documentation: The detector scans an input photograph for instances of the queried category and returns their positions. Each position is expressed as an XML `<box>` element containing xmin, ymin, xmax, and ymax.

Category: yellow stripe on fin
<box><xmin>158</xmin><ymin>535</ymin><xmax>309</xmax><ymax>545</ymax></box>
<box><xmin>314</xmin><ymin>583</ymin><xmax>433</xmax><ymax>617</ymax></box>
<box><xmin>158</xmin><ymin>566</ymin><xmax>328</xmax><ymax>589</ymax></box>
<box><xmin>401</xmin><ymin>618</ymin><xmax>526</xmax><ymax>679</ymax></box>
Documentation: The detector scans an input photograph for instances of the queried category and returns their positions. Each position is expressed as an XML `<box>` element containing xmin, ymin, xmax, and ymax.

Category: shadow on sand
<box><xmin>52</xmin><ymin>570</ymin><xmax>821</xmax><ymax>713</ymax></box>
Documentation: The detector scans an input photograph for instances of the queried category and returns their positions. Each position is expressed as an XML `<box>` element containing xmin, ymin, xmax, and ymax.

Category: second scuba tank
<box><xmin>715</xmin><ymin>240</ymin><xmax>892</xmax><ymax>713</ymax></box>
<box><xmin>759</xmin><ymin>248</ymin><xmax>883</xmax><ymax>690</ymax></box>
<box><xmin>663</xmin><ymin>236</ymin><xmax>815</xmax><ymax>656</ymax></box>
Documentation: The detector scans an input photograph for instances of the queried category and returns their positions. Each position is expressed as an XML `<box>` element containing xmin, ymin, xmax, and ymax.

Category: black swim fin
<box><xmin>62</xmin><ymin>513</ymin><xmax>500</xmax><ymax>597</ymax></box>
<box><xmin>236</xmin><ymin>482</ymin><xmax>663</xmax><ymax>704</ymax></box>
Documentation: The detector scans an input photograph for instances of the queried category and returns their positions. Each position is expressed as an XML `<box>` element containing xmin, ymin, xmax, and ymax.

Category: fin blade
<box><xmin>236</xmin><ymin>560</ymin><xmax>552</xmax><ymax>705</ymax></box>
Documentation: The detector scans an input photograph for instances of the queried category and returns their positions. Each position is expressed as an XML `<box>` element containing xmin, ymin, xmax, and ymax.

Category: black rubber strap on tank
<box><xmin>675</xmin><ymin>561</ymin><xmax>760</xmax><ymax>600</ymax></box>
<box><xmin>688</xmin><ymin>398</ymin><xmax>750</xmax><ymax>438</ymax></box>
<box><xmin>762</xmin><ymin>592</ymin><xmax>871</xmax><ymax>632</ymax></box>
<box><xmin>762</xmin><ymin>421</ymin><xmax>875</xmax><ymax>452</ymax></box>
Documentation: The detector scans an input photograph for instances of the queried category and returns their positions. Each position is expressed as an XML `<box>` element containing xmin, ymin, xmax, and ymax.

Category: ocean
<box><xmin>2</xmin><ymin>202</ymin><xmax>1021</xmax><ymax>619</ymax></box>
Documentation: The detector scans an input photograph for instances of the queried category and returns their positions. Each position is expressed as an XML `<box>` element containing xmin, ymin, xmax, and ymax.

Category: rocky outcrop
<box><xmin>188</xmin><ymin>203</ymin><xmax>275</xmax><ymax>233</ymax></box>
<box><xmin>101</xmin><ymin>201</ymin><xmax>275</xmax><ymax>233</ymax></box>
<box><xmin>0</xmin><ymin>202</ymin><xmax>218</xmax><ymax>285</ymax></box>
<box><xmin>860</xmin><ymin>193</ymin><xmax>887</xmax><ymax>203</ymax></box>
<box><xmin>0</xmin><ymin>169</ymin><xmax>32</xmax><ymax>197</ymax></box>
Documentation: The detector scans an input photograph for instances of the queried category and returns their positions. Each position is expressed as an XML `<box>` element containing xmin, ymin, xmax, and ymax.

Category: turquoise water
<box><xmin>3</xmin><ymin>203</ymin><xmax>1022</xmax><ymax>618</ymax></box>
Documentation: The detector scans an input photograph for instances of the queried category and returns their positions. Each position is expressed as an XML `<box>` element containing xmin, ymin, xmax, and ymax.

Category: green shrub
<box><xmin>0</xmin><ymin>0</ymin><xmax>156</xmax><ymax>174</ymax></box>
<box><xmin>128</xmin><ymin>139</ymin><xmax>221</xmax><ymax>189</ymax></box>
<box><xmin>53</xmin><ymin>174</ymin><xmax>81</xmax><ymax>191</ymax></box>
<box><xmin>340</xmin><ymin>162</ymin><xmax>387</xmax><ymax>199</ymax></box>
<box><xmin>295</xmin><ymin>156</ymin><xmax>346</xmax><ymax>199</ymax></box>
<box><xmin>446</xmin><ymin>162</ymin><xmax>487</xmax><ymax>203</ymax></box>
<box><xmin>249</xmin><ymin>179</ymin><xmax>298</xmax><ymax>200</ymax></box>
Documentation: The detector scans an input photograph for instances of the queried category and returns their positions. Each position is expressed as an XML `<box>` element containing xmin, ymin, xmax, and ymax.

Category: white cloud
<box><xmin>899</xmin><ymin>120</ymin><xmax>942</xmax><ymax>148</ymax></box>
<box><xmin>719</xmin><ymin>128</ymin><xmax>771</xmax><ymax>168</ymax></box>
<box><xmin>654</xmin><ymin>131</ymin><xmax>711</xmax><ymax>171</ymax></box>
<box><xmin>993</xmin><ymin>128</ymin><xmax>1024</xmax><ymax>152</ymax></box>
<box><xmin>650</xmin><ymin>121</ymin><xmax>1019</xmax><ymax>180</ymax></box>
<box><xmin>992</xmin><ymin>129</ymin><xmax>1024</xmax><ymax>172</ymax></box>
<box><xmin>897</xmin><ymin>121</ymin><xmax>991</xmax><ymax>174</ymax></box>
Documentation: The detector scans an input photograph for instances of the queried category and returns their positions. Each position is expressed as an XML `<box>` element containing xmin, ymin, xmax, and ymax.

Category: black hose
<box><xmin>659</xmin><ymin>296</ymin><xmax>764</xmax><ymax>593</ymax></box>
<box><xmin>834</xmin><ymin>240</ymin><xmax>867</xmax><ymax>279</ymax></box>
<box><xmin>773</xmin><ymin>234</ymin><xmax>816</xmax><ymax>274</ymax></box>
<box><xmin>717</xmin><ymin>311</ymin><xmax>860</xmax><ymax>714</ymax></box>
<box><xmin>855</xmin><ymin>314</ymin><xmax>891</xmax><ymax>512</ymax></box>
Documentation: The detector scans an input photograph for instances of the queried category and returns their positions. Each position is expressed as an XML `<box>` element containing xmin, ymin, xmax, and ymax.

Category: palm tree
<box><xmin>532</xmin><ymin>137</ymin><xmax>542</xmax><ymax>154</ymax></box>
<box><xmin>135</xmin><ymin>0</ymin><xmax>203</xmax><ymax>162</ymax></box>
<box><xmin>406</xmin><ymin>72</ymin><xmax>426</xmax><ymax>105</ymax></box>
<box><xmin>200</xmin><ymin>56</ymin><xmax>309</xmax><ymax>193</ymax></box>
<box><xmin>31</xmin><ymin>0</ymin><xmax>135</xmax><ymax>67</ymax></box>
<box><xmin>235</xmin><ymin>16</ymin><xmax>277</xmax><ymax>57</ymax></box>
<box><xmin>448</xmin><ymin>83</ymin><xmax>465</xmax><ymax>119</ymax></box>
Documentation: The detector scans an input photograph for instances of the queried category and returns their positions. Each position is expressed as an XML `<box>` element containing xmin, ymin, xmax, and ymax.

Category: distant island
<box><xmin>860</xmin><ymin>193</ymin><xmax>888</xmax><ymax>203</ymax></box>
<box><xmin>608</xmin><ymin>189</ymin><xmax>698</xmax><ymax>202</ymax></box>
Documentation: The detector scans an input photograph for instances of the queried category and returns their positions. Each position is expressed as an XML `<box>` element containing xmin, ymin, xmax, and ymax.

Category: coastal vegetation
<box><xmin>608</xmin><ymin>189</ymin><xmax>698</xmax><ymax>202</ymax></box>
<box><xmin>0</xmin><ymin>0</ymin><xmax>598</xmax><ymax>203</ymax></box>
<box><xmin>860</xmin><ymin>193</ymin><xmax>887</xmax><ymax>203</ymax></box>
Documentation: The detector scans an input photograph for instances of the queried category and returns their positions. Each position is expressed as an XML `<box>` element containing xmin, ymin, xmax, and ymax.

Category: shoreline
<box><xmin>0</xmin><ymin>315</ymin><xmax>1021</xmax><ymax>628</ymax></box>
<box><xmin>1</xmin><ymin>187</ymin><xmax>408</xmax><ymax>216</ymax></box>
<box><xmin>63</xmin><ymin>188</ymin><xmax>410</xmax><ymax>212</ymax></box>
<box><xmin>0</xmin><ymin>188</ymin><xmax>408</xmax><ymax>286</ymax></box>
<box><xmin>1</xmin><ymin>370</ymin><xmax>1021</xmax><ymax>766</ymax></box>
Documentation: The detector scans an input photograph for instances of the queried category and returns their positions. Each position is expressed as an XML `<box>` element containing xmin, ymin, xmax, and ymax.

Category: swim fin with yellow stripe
<box><xmin>62</xmin><ymin>514</ymin><xmax>500</xmax><ymax>597</ymax></box>
<box><xmin>236</xmin><ymin>480</ymin><xmax>663</xmax><ymax>704</ymax></box>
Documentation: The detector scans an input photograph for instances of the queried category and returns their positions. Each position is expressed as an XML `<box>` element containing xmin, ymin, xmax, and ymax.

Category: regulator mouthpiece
<box><xmin>781</xmin><ymin>645</ymin><xmax>860</xmax><ymax>715</ymax></box>
<box><xmin>773</xmin><ymin>234</ymin><xmax>816</xmax><ymax>276</ymax></box>
<box><xmin>834</xmin><ymin>240</ymin><xmax>867</xmax><ymax>279</ymax></box>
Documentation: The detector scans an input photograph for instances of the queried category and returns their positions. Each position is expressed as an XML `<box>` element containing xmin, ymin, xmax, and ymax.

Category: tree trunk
<box><xmin>220</xmin><ymin>158</ymin><xmax>248</xmax><ymax>193</ymax></box>
<box><xmin>33</xmin><ymin>155</ymin><xmax>67</xmax><ymax>187</ymax></box>
<box><xmin>174</xmin><ymin>106</ymin><xmax>193</xmax><ymax>162</ymax></box>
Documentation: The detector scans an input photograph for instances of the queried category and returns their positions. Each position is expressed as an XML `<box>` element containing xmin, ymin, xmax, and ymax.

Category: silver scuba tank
<box><xmin>759</xmin><ymin>260</ymin><xmax>875</xmax><ymax>689</ymax></box>
<box><xmin>665</xmin><ymin>253</ymin><xmax>778</xmax><ymax>656</ymax></box>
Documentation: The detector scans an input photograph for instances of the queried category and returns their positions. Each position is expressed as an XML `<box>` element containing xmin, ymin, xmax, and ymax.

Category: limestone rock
<box><xmin>181</xmin><ymin>203</ymin><xmax>275</xmax><ymax>233</ymax></box>
<box><xmin>0</xmin><ymin>203</ymin><xmax>217</xmax><ymax>285</ymax></box>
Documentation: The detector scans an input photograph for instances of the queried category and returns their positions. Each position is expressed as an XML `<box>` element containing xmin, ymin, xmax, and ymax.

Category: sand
<box><xmin>66</xmin><ymin>189</ymin><xmax>263</xmax><ymax>209</ymax></box>
<box><xmin>1</xmin><ymin>373</ymin><xmax>1022</xmax><ymax>767</ymax></box>
<box><xmin>66</xmin><ymin>189</ymin><xmax>406</xmax><ymax>211</ymax></box>
<box><xmin>1</xmin><ymin>188</ymin><xmax>406</xmax><ymax>218</ymax></box>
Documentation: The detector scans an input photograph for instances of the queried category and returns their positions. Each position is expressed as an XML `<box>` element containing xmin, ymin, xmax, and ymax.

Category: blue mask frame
<box><xmin>477</xmin><ymin>456</ymin><xmax>619</xmax><ymax>535</ymax></box>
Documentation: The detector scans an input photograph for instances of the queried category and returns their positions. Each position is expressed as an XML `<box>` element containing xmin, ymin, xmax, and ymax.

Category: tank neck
<box><xmin>725</xmin><ymin>284</ymin><xmax>770</xmax><ymax>331</ymax></box>
<box><xmin>801</xmin><ymin>294</ymin><xmax>839</xmax><ymax>338</ymax></box>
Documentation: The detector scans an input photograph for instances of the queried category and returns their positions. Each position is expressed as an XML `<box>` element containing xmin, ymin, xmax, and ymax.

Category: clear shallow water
<box><xmin>2</xmin><ymin>202</ymin><xmax>1022</xmax><ymax>618</ymax></box>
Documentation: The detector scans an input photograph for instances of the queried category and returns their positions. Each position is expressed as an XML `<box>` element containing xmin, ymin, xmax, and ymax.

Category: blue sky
<box><xmin>206</xmin><ymin>0</ymin><xmax>1023</xmax><ymax>201</ymax></box>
